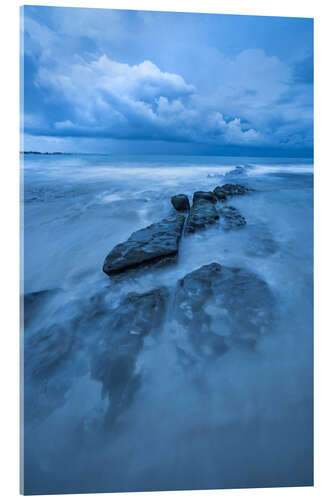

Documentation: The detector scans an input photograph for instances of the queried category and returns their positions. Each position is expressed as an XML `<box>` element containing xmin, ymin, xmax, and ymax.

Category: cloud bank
<box><xmin>22</xmin><ymin>7</ymin><xmax>313</xmax><ymax>155</ymax></box>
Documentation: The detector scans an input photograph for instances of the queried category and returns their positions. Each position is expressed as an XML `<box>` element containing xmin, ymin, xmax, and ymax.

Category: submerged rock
<box><xmin>25</xmin><ymin>323</ymin><xmax>75</xmax><ymax>379</ymax></box>
<box><xmin>23</xmin><ymin>289</ymin><xmax>59</xmax><ymax>328</ymax></box>
<box><xmin>246</xmin><ymin>225</ymin><xmax>279</xmax><ymax>257</ymax></box>
<box><xmin>171</xmin><ymin>194</ymin><xmax>190</xmax><ymax>211</ymax></box>
<box><xmin>215</xmin><ymin>183</ymin><xmax>250</xmax><ymax>197</ymax></box>
<box><xmin>192</xmin><ymin>191</ymin><xmax>217</xmax><ymax>204</ymax></box>
<box><xmin>90</xmin><ymin>287</ymin><xmax>168</xmax><ymax>417</ymax></box>
<box><xmin>220</xmin><ymin>206</ymin><xmax>246</xmax><ymax>229</ymax></box>
<box><xmin>185</xmin><ymin>199</ymin><xmax>219</xmax><ymax>235</ymax></box>
<box><xmin>173</xmin><ymin>263</ymin><xmax>274</xmax><ymax>359</ymax></box>
<box><xmin>23</xmin><ymin>295</ymin><xmax>82</xmax><ymax>422</ymax></box>
<box><xmin>225</xmin><ymin>166</ymin><xmax>247</xmax><ymax>177</ymax></box>
<box><xmin>103</xmin><ymin>214</ymin><xmax>185</xmax><ymax>276</ymax></box>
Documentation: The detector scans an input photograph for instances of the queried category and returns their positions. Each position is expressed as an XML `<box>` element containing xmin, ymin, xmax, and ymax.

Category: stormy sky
<box><xmin>22</xmin><ymin>6</ymin><xmax>313</xmax><ymax>156</ymax></box>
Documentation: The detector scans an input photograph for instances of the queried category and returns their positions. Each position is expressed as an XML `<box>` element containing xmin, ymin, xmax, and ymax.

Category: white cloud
<box><xmin>23</xmin><ymin>14</ymin><xmax>312</xmax><ymax>149</ymax></box>
<box><xmin>32</xmin><ymin>52</ymin><xmax>262</xmax><ymax>145</ymax></box>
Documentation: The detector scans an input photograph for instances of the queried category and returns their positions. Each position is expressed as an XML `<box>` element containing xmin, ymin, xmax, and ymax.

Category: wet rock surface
<box><xmin>90</xmin><ymin>287</ymin><xmax>168</xmax><ymax>418</ymax></box>
<box><xmin>171</xmin><ymin>194</ymin><xmax>190</xmax><ymax>211</ymax></box>
<box><xmin>185</xmin><ymin>199</ymin><xmax>219</xmax><ymax>235</ymax></box>
<box><xmin>103</xmin><ymin>214</ymin><xmax>185</xmax><ymax>276</ymax></box>
<box><xmin>213</xmin><ymin>186</ymin><xmax>227</xmax><ymax>201</ymax></box>
<box><xmin>220</xmin><ymin>206</ymin><xmax>247</xmax><ymax>230</ymax></box>
<box><xmin>192</xmin><ymin>191</ymin><xmax>217</xmax><ymax>204</ymax></box>
<box><xmin>215</xmin><ymin>183</ymin><xmax>251</xmax><ymax>197</ymax></box>
<box><xmin>173</xmin><ymin>263</ymin><xmax>274</xmax><ymax>359</ymax></box>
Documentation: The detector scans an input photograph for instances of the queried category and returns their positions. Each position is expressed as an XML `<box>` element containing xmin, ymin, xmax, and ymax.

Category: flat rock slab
<box><xmin>103</xmin><ymin>214</ymin><xmax>186</xmax><ymax>276</ymax></box>
<box><xmin>174</xmin><ymin>262</ymin><xmax>274</xmax><ymax>359</ymax></box>
<box><xmin>220</xmin><ymin>206</ymin><xmax>246</xmax><ymax>229</ymax></box>
<box><xmin>184</xmin><ymin>199</ymin><xmax>219</xmax><ymax>235</ymax></box>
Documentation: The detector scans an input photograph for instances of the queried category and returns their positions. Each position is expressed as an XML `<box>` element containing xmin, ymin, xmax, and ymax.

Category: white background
<box><xmin>0</xmin><ymin>0</ymin><xmax>332</xmax><ymax>498</ymax></box>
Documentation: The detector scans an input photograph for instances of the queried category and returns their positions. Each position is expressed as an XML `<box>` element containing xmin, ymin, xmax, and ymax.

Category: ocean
<box><xmin>22</xmin><ymin>154</ymin><xmax>314</xmax><ymax>494</ymax></box>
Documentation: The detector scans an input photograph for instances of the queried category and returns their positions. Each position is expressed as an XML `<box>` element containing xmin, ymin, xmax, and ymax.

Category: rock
<box><xmin>185</xmin><ymin>199</ymin><xmax>219</xmax><ymax>235</ymax></box>
<box><xmin>23</xmin><ymin>289</ymin><xmax>59</xmax><ymax>328</ymax></box>
<box><xmin>213</xmin><ymin>186</ymin><xmax>227</xmax><ymax>201</ymax></box>
<box><xmin>25</xmin><ymin>323</ymin><xmax>75</xmax><ymax>379</ymax></box>
<box><xmin>225</xmin><ymin>166</ymin><xmax>247</xmax><ymax>177</ymax></box>
<box><xmin>90</xmin><ymin>288</ymin><xmax>168</xmax><ymax>417</ymax></box>
<box><xmin>246</xmin><ymin>225</ymin><xmax>278</xmax><ymax>257</ymax></box>
<box><xmin>23</xmin><ymin>292</ymin><xmax>87</xmax><ymax>422</ymax></box>
<box><xmin>193</xmin><ymin>191</ymin><xmax>217</xmax><ymax>204</ymax></box>
<box><xmin>103</xmin><ymin>214</ymin><xmax>186</xmax><ymax>276</ymax></box>
<box><xmin>171</xmin><ymin>194</ymin><xmax>190</xmax><ymax>211</ymax></box>
<box><xmin>215</xmin><ymin>183</ymin><xmax>250</xmax><ymax>197</ymax></box>
<box><xmin>173</xmin><ymin>263</ymin><xmax>274</xmax><ymax>358</ymax></box>
<box><xmin>220</xmin><ymin>206</ymin><xmax>246</xmax><ymax>229</ymax></box>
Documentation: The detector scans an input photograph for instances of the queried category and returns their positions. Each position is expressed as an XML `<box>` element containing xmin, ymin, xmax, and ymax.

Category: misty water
<box><xmin>22</xmin><ymin>154</ymin><xmax>313</xmax><ymax>494</ymax></box>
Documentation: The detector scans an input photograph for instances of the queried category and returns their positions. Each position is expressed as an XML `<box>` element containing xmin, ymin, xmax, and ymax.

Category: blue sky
<box><xmin>22</xmin><ymin>6</ymin><xmax>313</xmax><ymax>156</ymax></box>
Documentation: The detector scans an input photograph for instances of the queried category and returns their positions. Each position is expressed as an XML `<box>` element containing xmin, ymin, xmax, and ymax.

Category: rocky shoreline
<box><xmin>103</xmin><ymin>183</ymin><xmax>251</xmax><ymax>276</ymax></box>
<box><xmin>25</xmin><ymin>181</ymin><xmax>277</xmax><ymax>422</ymax></box>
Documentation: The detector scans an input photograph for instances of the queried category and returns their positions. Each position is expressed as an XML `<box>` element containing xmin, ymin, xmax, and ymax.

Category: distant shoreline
<box><xmin>20</xmin><ymin>151</ymin><xmax>314</xmax><ymax>160</ymax></box>
<box><xmin>21</xmin><ymin>151</ymin><xmax>66</xmax><ymax>155</ymax></box>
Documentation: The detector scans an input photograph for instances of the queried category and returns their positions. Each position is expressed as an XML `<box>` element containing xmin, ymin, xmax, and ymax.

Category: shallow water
<box><xmin>22</xmin><ymin>154</ymin><xmax>313</xmax><ymax>494</ymax></box>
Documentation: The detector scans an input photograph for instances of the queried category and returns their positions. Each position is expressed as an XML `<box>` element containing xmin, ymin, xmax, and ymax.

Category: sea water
<box><xmin>22</xmin><ymin>154</ymin><xmax>313</xmax><ymax>494</ymax></box>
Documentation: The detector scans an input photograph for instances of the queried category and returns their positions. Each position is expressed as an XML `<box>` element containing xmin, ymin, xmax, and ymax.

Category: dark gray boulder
<box><xmin>185</xmin><ymin>199</ymin><xmax>219</xmax><ymax>235</ymax></box>
<box><xmin>192</xmin><ymin>191</ymin><xmax>217</xmax><ymax>204</ymax></box>
<box><xmin>220</xmin><ymin>206</ymin><xmax>246</xmax><ymax>229</ymax></box>
<box><xmin>103</xmin><ymin>214</ymin><xmax>185</xmax><ymax>276</ymax></box>
<box><xmin>90</xmin><ymin>287</ymin><xmax>168</xmax><ymax>418</ymax></box>
<box><xmin>215</xmin><ymin>183</ymin><xmax>250</xmax><ymax>197</ymax></box>
<box><xmin>171</xmin><ymin>194</ymin><xmax>190</xmax><ymax>211</ymax></box>
<box><xmin>173</xmin><ymin>263</ymin><xmax>274</xmax><ymax>359</ymax></box>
